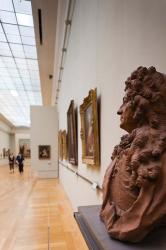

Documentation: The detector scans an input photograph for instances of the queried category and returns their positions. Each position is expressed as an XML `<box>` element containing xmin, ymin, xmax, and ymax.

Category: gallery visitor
<box><xmin>16</xmin><ymin>152</ymin><xmax>24</xmax><ymax>174</ymax></box>
<box><xmin>8</xmin><ymin>153</ymin><xmax>15</xmax><ymax>173</ymax></box>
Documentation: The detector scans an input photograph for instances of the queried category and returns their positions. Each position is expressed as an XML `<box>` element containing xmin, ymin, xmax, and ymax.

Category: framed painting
<box><xmin>67</xmin><ymin>100</ymin><xmax>78</xmax><ymax>165</ymax></box>
<box><xmin>38</xmin><ymin>145</ymin><xmax>51</xmax><ymax>159</ymax></box>
<box><xmin>62</xmin><ymin>130</ymin><xmax>67</xmax><ymax>160</ymax></box>
<box><xmin>19</xmin><ymin>139</ymin><xmax>31</xmax><ymax>158</ymax></box>
<box><xmin>58</xmin><ymin>130</ymin><xmax>63</xmax><ymax>161</ymax></box>
<box><xmin>80</xmin><ymin>89</ymin><xmax>99</xmax><ymax>166</ymax></box>
<box><xmin>3</xmin><ymin>148</ymin><xmax>5</xmax><ymax>158</ymax></box>
<box><xmin>5</xmin><ymin>149</ymin><xmax>10</xmax><ymax>157</ymax></box>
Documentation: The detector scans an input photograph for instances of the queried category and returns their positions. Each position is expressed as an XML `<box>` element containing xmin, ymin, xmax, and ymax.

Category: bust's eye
<box><xmin>123</xmin><ymin>97</ymin><xmax>128</xmax><ymax>103</ymax></box>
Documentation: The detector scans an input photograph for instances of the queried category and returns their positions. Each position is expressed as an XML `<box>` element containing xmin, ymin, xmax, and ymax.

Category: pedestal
<box><xmin>74</xmin><ymin>205</ymin><xmax>166</xmax><ymax>250</ymax></box>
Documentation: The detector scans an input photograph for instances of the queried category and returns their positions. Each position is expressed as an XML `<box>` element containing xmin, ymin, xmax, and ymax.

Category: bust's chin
<box><xmin>120</xmin><ymin>121</ymin><xmax>128</xmax><ymax>131</ymax></box>
<box><xmin>120</xmin><ymin>117</ymin><xmax>138</xmax><ymax>133</ymax></box>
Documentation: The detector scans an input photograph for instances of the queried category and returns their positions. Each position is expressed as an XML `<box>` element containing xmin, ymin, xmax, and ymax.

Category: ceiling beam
<box><xmin>31</xmin><ymin>0</ymin><xmax>58</xmax><ymax>105</ymax></box>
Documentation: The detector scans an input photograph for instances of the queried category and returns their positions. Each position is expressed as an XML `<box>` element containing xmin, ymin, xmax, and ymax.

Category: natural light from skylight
<box><xmin>0</xmin><ymin>0</ymin><xmax>42</xmax><ymax>127</ymax></box>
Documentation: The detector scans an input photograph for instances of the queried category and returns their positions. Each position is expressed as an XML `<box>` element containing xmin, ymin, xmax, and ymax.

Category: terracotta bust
<box><xmin>100</xmin><ymin>66</ymin><xmax>166</xmax><ymax>242</ymax></box>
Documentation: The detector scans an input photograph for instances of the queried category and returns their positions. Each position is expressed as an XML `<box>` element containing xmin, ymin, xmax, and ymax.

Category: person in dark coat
<box><xmin>8</xmin><ymin>153</ymin><xmax>15</xmax><ymax>173</ymax></box>
<box><xmin>16</xmin><ymin>152</ymin><xmax>24</xmax><ymax>174</ymax></box>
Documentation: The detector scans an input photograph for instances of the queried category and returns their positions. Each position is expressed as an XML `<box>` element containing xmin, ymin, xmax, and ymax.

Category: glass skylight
<box><xmin>0</xmin><ymin>0</ymin><xmax>42</xmax><ymax>126</ymax></box>
<box><xmin>16</xmin><ymin>13</ymin><xmax>33</xmax><ymax>27</ymax></box>
<box><xmin>0</xmin><ymin>0</ymin><xmax>14</xmax><ymax>12</ymax></box>
<box><xmin>0</xmin><ymin>10</ymin><xmax>17</xmax><ymax>24</ymax></box>
<box><xmin>0</xmin><ymin>32</ymin><xmax>7</xmax><ymax>42</ymax></box>
<box><xmin>6</xmin><ymin>33</ymin><xmax>22</xmax><ymax>44</ymax></box>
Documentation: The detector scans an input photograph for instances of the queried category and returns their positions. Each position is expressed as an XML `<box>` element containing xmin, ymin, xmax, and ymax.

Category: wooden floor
<box><xmin>0</xmin><ymin>163</ymin><xmax>88</xmax><ymax>250</ymax></box>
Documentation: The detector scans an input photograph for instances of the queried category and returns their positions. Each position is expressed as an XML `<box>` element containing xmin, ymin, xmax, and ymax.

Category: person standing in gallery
<box><xmin>16</xmin><ymin>152</ymin><xmax>24</xmax><ymax>174</ymax></box>
<box><xmin>8</xmin><ymin>153</ymin><xmax>15</xmax><ymax>173</ymax></box>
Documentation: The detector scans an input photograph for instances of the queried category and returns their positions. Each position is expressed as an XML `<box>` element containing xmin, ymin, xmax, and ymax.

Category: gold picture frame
<box><xmin>62</xmin><ymin>130</ymin><xmax>67</xmax><ymax>160</ymax></box>
<box><xmin>58</xmin><ymin>130</ymin><xmax>63</xmax><ymax>161</ymax></box>
<box><xmin>80</xmin><ymin>89</ymin><xmax>100</xmax><ymax>166</ymax></box>
<box><xmin>67</xmin><ymin>100</ymin><xmax>78</xmax><ymax>165</ymax></box>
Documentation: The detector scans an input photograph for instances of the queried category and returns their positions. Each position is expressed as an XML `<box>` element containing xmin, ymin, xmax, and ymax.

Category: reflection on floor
<box><xmin>0</xmin><ymin>164</ymin><xmax>88</xmax><ymax>250</ymax></box>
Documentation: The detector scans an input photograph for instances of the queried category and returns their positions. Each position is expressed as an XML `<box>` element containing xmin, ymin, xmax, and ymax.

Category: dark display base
<box><xmin>74</xmin><ymin>205</ymin><xmax>166</xmax><ymax>250</ymax></box>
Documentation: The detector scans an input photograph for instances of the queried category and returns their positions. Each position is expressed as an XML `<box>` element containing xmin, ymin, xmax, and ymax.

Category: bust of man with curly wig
<box><xmin>100</xmin><ymin>66</ymin><xmax>166</xmax><ymax>242</ymax></box>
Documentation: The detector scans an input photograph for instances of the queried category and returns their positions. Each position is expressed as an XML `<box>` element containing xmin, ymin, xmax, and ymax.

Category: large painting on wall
<box><xmin>5</xmin><ymin>149</ymin><xmax>10</xmax><ymax>157</ymax></box>
<box><xmin>80</xmin><ymin>89</ymin><xmax>100</xmax><ymax>166</ymax></box>
<box><xmin>3</xmin><ymin>148</ymin><xmax>5</xmax><ymax>158</ymax></box>
<box><xmin>19</xmin><ymin>139</ymin><xmax>31</xmax><ymax>158</ymax></box>
<box><xmin>62</xmin><ymin>130</ymin><xmax>67</xmax><ymax>160</ymax></box>
<box><xmin>67</xmin><ymin>100</ymin><xmax>78</xmax><ymax>165</ymax></box>
<box><xmin>38</xmin><ymin>145</ymin><xmax>51</xmax><ymax>159</ymax></box>
<box><xmin>58</xmin><ymin>130</ymin><xmax>63</xmax><ymax>161</ymax></box>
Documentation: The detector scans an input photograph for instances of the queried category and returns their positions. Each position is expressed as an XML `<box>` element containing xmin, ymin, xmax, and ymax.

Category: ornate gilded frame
<box><xmin>80</xmin><ymin>89</ymin><xmax>99</xmax><ymax>166</ymax></box>
<box><xmin>58</xmin><ymin>130</ymin><xmax>63</xmax><ymax>161</ymax></box>
<box><xmin>62</xmin><ymin>130</ymin><xmax>67</xmax><ymax>160</ymax></box>
<box><xmin>67</xmin><ymin>100</ymin><xmax>78</xmax><ymax>165</ymax></box>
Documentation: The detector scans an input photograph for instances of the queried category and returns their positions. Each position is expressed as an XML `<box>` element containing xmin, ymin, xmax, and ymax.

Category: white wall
<box><xmin>59</xmin><ymin>161</ymin><xmax>102</xmax><ymax>211</ymax></box>
<box><xmin>56</xmin><ymin>0</ymin><xmax>166</xmax><ymax>209</ymax></box>
<box><xmin>30</xmin><ymin>106</ymin><xmax>58</xmax><ymax>178</ymax></box>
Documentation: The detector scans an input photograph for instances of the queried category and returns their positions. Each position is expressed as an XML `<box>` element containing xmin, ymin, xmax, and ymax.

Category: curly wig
<box><xmin>124</xmin><ymin>66</ymin><xmax>166</xmax><ymax>128</ymax></box>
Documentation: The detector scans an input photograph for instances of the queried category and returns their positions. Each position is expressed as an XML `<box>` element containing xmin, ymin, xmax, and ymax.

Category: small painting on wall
<box><xmin>38</xmin><ymin>145</ymin><xmax>51</xmax><ymax>159</ymax></box>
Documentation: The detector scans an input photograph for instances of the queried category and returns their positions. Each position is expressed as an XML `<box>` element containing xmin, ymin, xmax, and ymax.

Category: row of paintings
<box><xmin>0</xmin><ymin>146</ymin><xmax>50</xmax><ymax>160</ymax></box>
<box><xmin>0</xmin><ymin>148</ymin><xmax>10</xmax><ymax>158</ymax></box>
<box><xmin>59</xmin><ymin>88</ymin><xmax>100</xmax><ymax>166</ymax></box>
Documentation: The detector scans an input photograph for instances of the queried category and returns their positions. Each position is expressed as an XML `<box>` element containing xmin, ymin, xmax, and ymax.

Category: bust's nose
<box><xmin>117</xmin><ymin>106</ymin><xmax>123</xmax><ymax>115</ymax></box>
